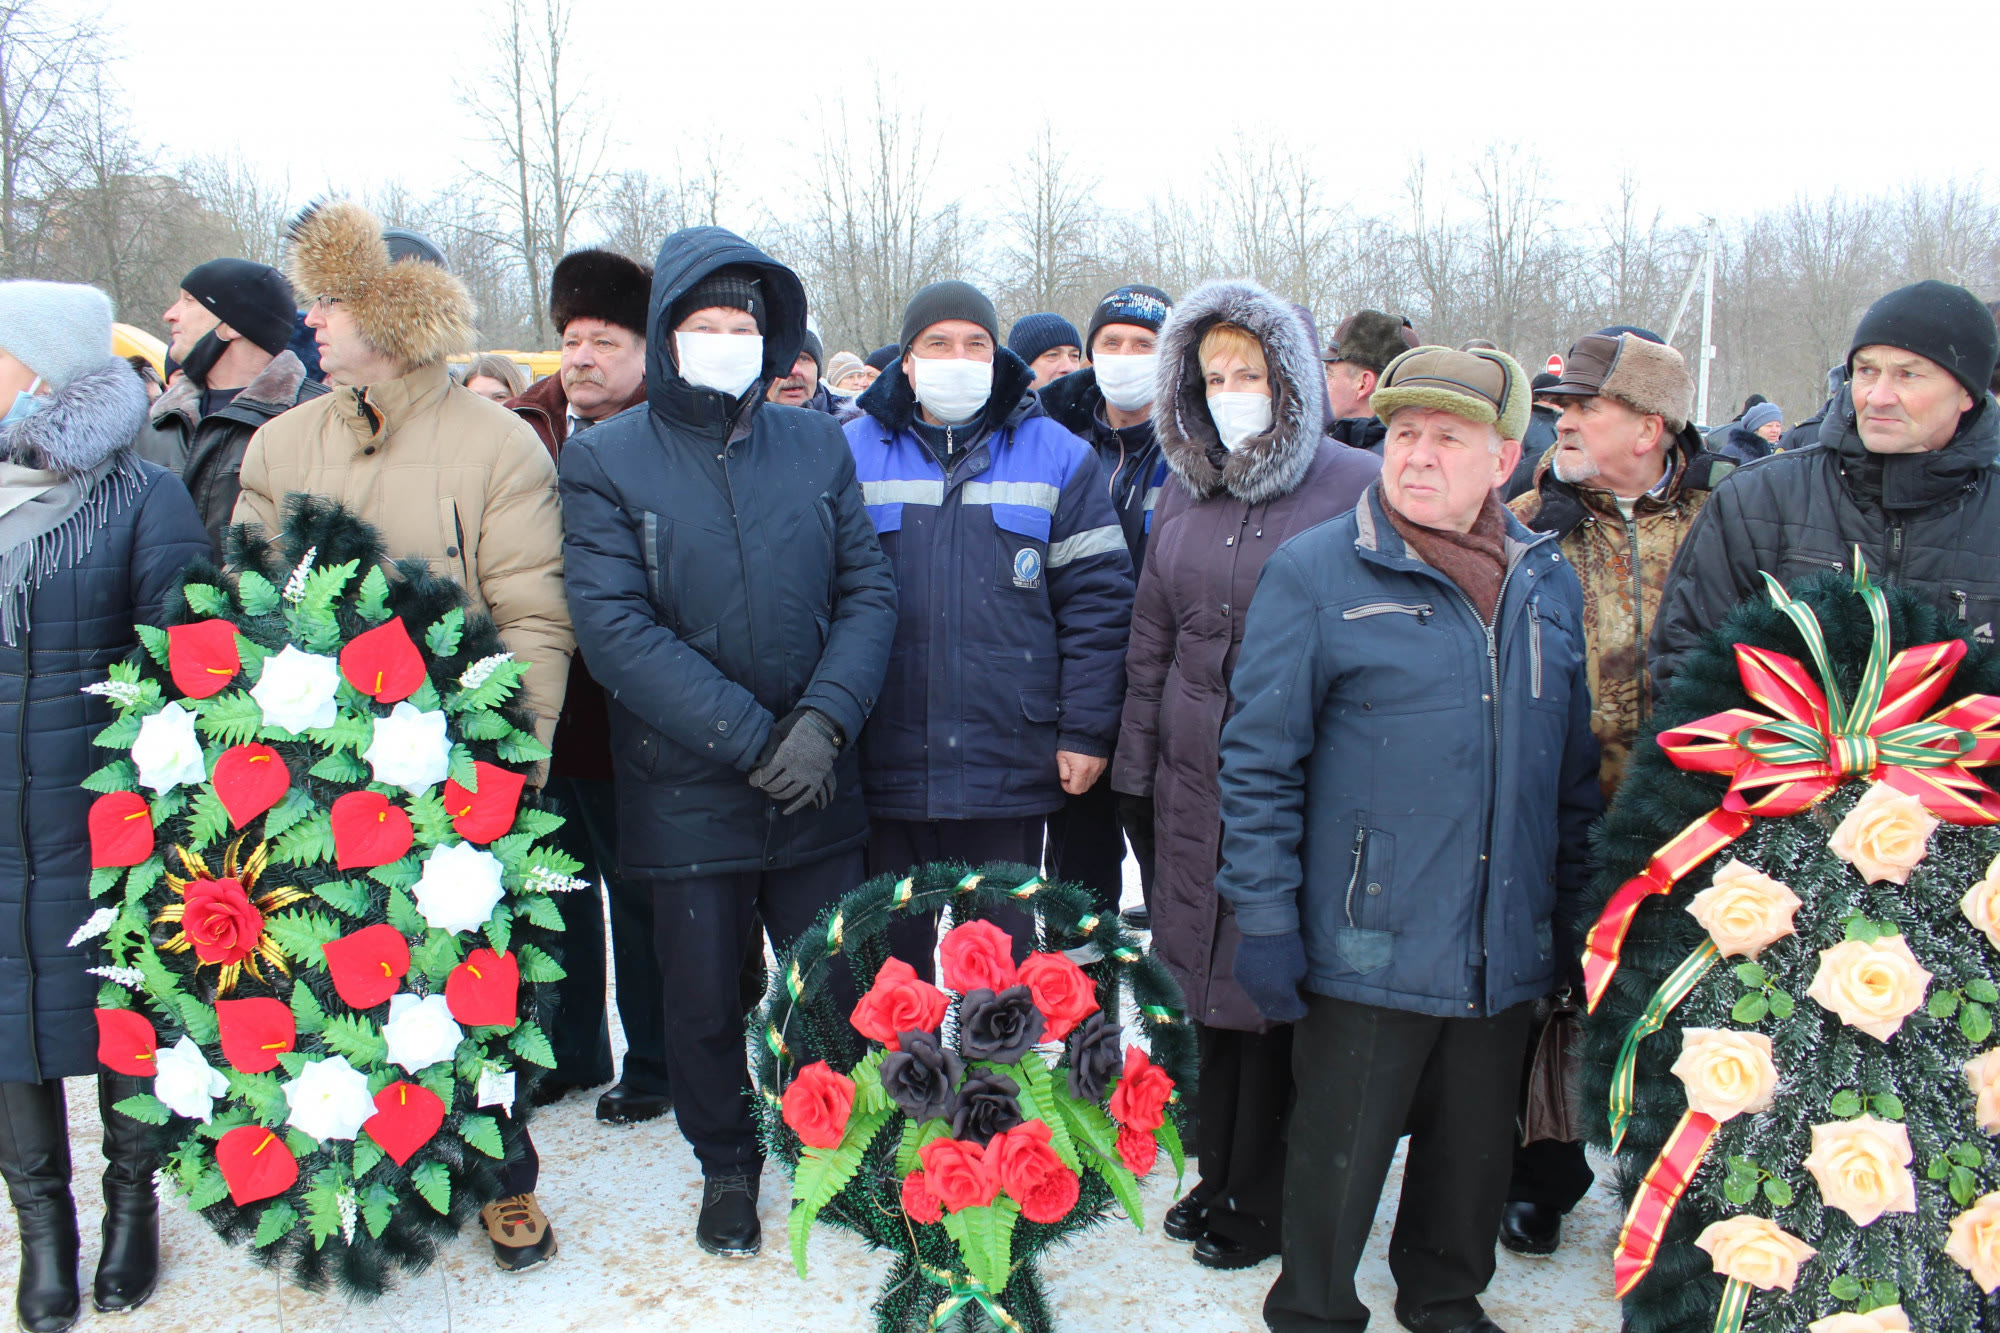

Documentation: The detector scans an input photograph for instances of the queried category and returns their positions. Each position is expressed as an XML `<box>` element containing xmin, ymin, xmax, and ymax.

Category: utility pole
<box><xmin>1696</xmin><ymin>218</ymin><xmax>1718</xmax><ymax>428</ymax></box>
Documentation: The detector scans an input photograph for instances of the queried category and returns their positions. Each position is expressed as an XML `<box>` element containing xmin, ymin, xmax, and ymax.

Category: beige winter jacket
<box><xmin>232</xmin><ymin>360</ymin><xmax>573</xmax><ymax>761</ymax></box>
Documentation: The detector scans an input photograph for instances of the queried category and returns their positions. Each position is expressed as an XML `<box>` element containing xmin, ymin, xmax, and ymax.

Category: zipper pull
<box><xmin>1956</xmin><ymin>590</ymin><xmax>1969</xmax><ymax>621</ymax></box>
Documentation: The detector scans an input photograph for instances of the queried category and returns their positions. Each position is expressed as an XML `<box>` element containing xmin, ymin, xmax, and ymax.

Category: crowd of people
<box><xmin>1</xmin><ymin>194</ymin><xmax>1999</xmax><ymax>1333</ymax></box>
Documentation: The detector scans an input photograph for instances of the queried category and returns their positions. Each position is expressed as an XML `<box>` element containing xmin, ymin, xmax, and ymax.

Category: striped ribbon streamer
<box><xmin>1615</xmin><ymin>1108</ymin><xmax>1720</xmax><ymax>1297</ymax></box>
<box><xmin>1608</xmin><ymin>940</ymin><xmax>1721</xmax><ymax>1152</ymax></box>
<box><xmin>1710</xmin><ymin>1277</ymin><xmax>1751</xmax><ymax>1333</ymax></box>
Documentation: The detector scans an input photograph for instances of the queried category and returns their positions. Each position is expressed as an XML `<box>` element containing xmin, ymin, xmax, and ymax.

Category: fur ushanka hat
<box><xmin>549</xmin><ymin>249</ymin><xmax>650</xmax><ymax>340</ymax></box>
<box><xmin>284</xmin><ymin>200</ymin><xmax>474</xmax><ymax>367</ymax></box>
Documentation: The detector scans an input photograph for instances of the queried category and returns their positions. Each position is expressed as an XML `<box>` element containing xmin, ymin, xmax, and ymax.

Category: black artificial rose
<box><xmin>958</xmin><ymin>985</ymin><xmax>1046</xmax><ymax>1065</ymax></box>
<box><xmin>879</xmin><ymin>1029</ymin><xmax>965</xmax><ymax>1124</ymax></box>
<box><xmin>1065</xmin><ymin>1010</ymin><xmax>1125</xmax><ymax>1103</ymax></box>
<box><xmin>950</xmin><ymin>1069</ymin><xmax>1024</xmax><ymax>1145</ymax></box>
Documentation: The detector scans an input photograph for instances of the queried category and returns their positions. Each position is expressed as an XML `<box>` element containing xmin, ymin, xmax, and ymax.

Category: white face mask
<box><xmin>674</xmin><ymin>332</ymin><xmax>765</xmax><ymax>398</ymax></box>
<box><xmin>1093</xmin><ymin>353</ymin><xmax>1157</xmax><ymax>413</ymax></box>
<box><xmin>908</xmin><ymin>356</ymin><xmax>993</xmax><ymax>425</ymax></box>
<box><xmin>1207</xmin><ymin>392</ymin><xmax>1273</xmax><ymax>451</ymax></box>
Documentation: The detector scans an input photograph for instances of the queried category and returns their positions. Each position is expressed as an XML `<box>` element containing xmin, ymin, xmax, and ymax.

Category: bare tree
<box><xmin>992</xmin><ymin>121</ymin><xmax>1101</xmax><ymax>328</ymax></box>
<box><xmin>0</xmin><ymin>0</ymin><xmax>98</xmax><ymax>274</ymax></box>
<box><xmin>1468</xmin><ymin>142</ymin><xmax>1560</xmax><ymax>354</ymax></box>
<box><xmin>182</xmin><ymin>153</ymin><xmax>293</xmax><ymax>266</ymax></box>
<box><xmin>773</xmin><ymin>79</ymin><xmax>975</xmax><ymax>354</ymax></box>
<box><xmin>594</xmin><ymin>137</ymin><xmax>735</xmax><ymax>263</ymax></box>
<box><xmin>459</xmin><ymin>0</ymin><xmax>608</xmax><ymax>345</ymax></box>
<box><xmin>1211</xmin><ymin>133</ymin><xmax>1345</xmax><ymax>320</ymax></box>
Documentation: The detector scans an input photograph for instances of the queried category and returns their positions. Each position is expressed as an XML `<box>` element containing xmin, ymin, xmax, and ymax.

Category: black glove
<box><xmin>1232</xmin><ymin>931</ymin><xmax>1309</xmax><ymax>1023</ymax></box>
<box><xmin>748</xmin><ymin>707</ymin><xmax>842</xmax><ymax>815</ymax></box>
<box><xmin>1115</xmin><ymin>792</ymin><xmax>1155</xmax><ymax>849</ymax></box>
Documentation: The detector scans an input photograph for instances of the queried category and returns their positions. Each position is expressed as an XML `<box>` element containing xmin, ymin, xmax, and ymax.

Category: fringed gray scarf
<box><xmin>0</xmin><ymin>454</ymin><xmax>144</xmax><ymax>645</ymax></box>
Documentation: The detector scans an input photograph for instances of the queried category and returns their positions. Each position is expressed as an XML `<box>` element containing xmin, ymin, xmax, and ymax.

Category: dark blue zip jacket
<box><xmin>558</xmin><ymin>227</ymin><xmax>898</xmax><ymax>879</ymax></box>
<box><xmin>1037</xmin><ymin>366</ymin><xmax>1169</xmax><ymax>576</ymax></box>
<box><xmin>1215</xmin><ymin>481</ymin><xmax>1603</xmax><ymax>1018</ymax></box>
<box><xmin>844</xmin><ymin>350</ymin><xmax>1135</xmax><ymax>821</ymax></box>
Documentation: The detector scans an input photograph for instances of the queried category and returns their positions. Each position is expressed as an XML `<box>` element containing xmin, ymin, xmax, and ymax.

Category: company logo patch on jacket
<box><xmin>1012</xmin><ymin>547</ymin><xmax>1043</xmax><ymax>588</ymax></box>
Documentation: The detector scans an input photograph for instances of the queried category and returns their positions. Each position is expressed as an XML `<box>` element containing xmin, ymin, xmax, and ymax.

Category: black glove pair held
<box><xmin>748</xmin><ymin>707</ymin><xmax>842</xmax><ymax>814</ymax></box>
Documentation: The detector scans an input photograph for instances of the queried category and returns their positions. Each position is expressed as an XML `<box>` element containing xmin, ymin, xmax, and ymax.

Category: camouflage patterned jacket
<box><xmin>1508</xmin><ymin>429</ymin><xmax>1734</xmax><ymax>798</ymax></box>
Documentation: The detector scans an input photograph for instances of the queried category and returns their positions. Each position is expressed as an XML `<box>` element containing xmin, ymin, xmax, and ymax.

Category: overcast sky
<box><xmin>103</xmin><ymin>0</ymin><xmax>1998</xmax><ymax>239</ymax></box>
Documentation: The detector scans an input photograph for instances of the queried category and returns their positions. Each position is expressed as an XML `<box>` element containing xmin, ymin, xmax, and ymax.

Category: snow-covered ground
<box><xmin>4</xmin><ymin>867</ymin><xmax>1625</xmax><ymax>1332</ymax></box>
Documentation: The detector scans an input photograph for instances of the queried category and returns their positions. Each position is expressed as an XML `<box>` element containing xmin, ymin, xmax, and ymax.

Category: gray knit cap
<box><xmin>0</xmin><ymin>281</ymin><xmax>115</xmax><ymax>391</ymax></box>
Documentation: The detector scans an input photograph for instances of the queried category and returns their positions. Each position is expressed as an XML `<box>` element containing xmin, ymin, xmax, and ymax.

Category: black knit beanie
<box><xmin>669</xmin><ymin>266</ymin><xmax>767</xmax><ymax>333</ymax></box>
<box><xmin>799</xmin><ymin>328</ymin><xmax>824</xmax><ymax>371</ymax></box>
<box><xmin>865</xmin><ymin>343</ymin><xmax>900</xmax><ymax>371</ymax></box>
<box><xmin>1848</xmin><ymin>280</ymin><xmax>2000</xmax><ymax>400</ymax></box>
<box><xmin>899</xmin><ymin>281</ymin><xmax>997</xmax><ymax>350</ymax></box>
<box><xmin>179</xmin><ymin>258</ymin><xmax>298</xmax><ymax>356</ymax></box>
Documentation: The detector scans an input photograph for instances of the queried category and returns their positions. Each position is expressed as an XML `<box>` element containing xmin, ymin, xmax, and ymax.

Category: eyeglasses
<box><xmin>310</xmin><ymin>295</ymin><xmax>344</xmax><ymax>310</ymax></box>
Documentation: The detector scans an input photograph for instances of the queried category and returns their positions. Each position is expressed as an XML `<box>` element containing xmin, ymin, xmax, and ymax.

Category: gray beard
<box><xmin>1551</xmin><ymin>449</ymin><xmax>1600</xmax><ymax>486</ymax></box>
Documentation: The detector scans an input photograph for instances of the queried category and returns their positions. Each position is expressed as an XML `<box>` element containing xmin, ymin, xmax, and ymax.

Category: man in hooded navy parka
<box><xmin>556</xmin><ymin>227</ymin><xmax>897</xmax><ymax>1260</ymax></box>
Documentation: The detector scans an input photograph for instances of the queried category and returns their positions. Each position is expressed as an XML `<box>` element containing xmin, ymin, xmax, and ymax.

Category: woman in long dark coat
<box><xmin>1112</xmin><ymin>280</ymin><xmax>1379</xmax><ymax>1269</ymax></box>
<box><xmin>0</xmin><ymin>281</ymin><xmax>209</xmax><ymax>1332</ymax></box>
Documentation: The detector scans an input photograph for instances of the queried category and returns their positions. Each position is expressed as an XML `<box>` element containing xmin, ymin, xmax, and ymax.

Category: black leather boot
<box><xmin>0</xmin><ymin>1080</ymin><xmax>80</xmax><ymax>1333</ymax></box>
<box><xmin>695</xmin><ymin>1171</ymin><xmax>761</xmax><ymax>1258</ymax></box>
<box><xmin>93</xmin><ymin>1073</ymin><xmax>159</xmax><ymax>1313</ymax></box>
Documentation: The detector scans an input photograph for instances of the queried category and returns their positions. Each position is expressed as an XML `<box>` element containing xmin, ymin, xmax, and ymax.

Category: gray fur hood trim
<box><xmin>2</xmin><ymin>357</ymin><xmax>147</xmax><ymax>478</ymax></box>
<box><xmin>1154</xmin><ymin>279</ymin><xmax>1325</xmax><ymax>505</ymax></box>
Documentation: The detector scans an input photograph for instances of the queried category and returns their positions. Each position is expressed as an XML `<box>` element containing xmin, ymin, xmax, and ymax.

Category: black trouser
<box><xmin>1192</xmin><ymin>1021</ymin><xmax>1292</xmax><ymax>1255</ymax></box>
<box><xmin>1266</xmin><ymin>995</ymin><xmax>1532</xmax><ymax>1333</ymax></box>
<box><xmin>1119</xmin><ymin>796</ymin><xmax>1156</xmax><ymax>914</ymax></box>
<box><xmin>1507</xmin><ymin>1138</ymin><xmax>1595</xmax><ymax>1212</ymax></box>
<box><xmin>646</xmin><ymin>850</ymin><xmax>865</xmax><ymax>1174</ymax></box>
<box><xmin>494</xmin><ymin>1112</ymin><xmax>538</xmax><ymax>1198</ymax></box>
<box><xmin>543</xmin><ymin>775</ymin><xmax>671</xmax><ymax>1096</ymax></box>
<box><xmin>1044</xmin><ymin>776</ymin><xmax>1123</xmax><ymax>917</ymax></box>
<box><xmin>867</xmin><ymin>817</ymin><xmax>1044</xmax><ymax>981</ymax></box>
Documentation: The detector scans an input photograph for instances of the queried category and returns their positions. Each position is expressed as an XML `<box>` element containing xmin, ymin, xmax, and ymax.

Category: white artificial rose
<box><xmin>132</xmin><ymin>702</ymin><xmax>207</xmax><ymax>793</ymax></box>
<box><xmin>382</xmin><ymin>992</ymin><xmax>464</xmax><ymax>1073</ymax></box>
<box><xmin>282</xmin><ymin>1054</ymin><xmax>377</xmax><ymax>1142</ymax></box>
<box><xmin>153</xmin><ymin>1036</ymin><xmax>229</xmax><ymax>1123</ymax></box>
<box><xmin>249</xmin><ymin>645</ymin><xmax>341</xmax><ymax>735</ymax></box>
<box><xmin>412</xmin><ymin>840</ymin><xmax>506</xmax><ymax>935</ymax></box>
<box><xmin>363</xmin><ymin>701</ymin><xmax>451</xmax><ymax>797</ymax></box>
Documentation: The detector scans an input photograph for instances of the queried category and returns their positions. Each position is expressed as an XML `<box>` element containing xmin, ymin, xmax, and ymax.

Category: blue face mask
<box><xmin>1</xmin><ymin>378</ymin><xmax>46</xmax><ymax>429</ymax></box>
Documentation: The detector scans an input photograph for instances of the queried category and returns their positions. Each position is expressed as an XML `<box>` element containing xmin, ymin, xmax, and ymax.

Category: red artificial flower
<box><xmin>1016</xmin><ymin>951</ymin><xmax>1100</xmax><ymax>1041</ymax></box>
<box><xmin>1116</xmin><ymin>1124</ymin><xmax>1158</xmax><ymax>1177</ymax></box>
<box><xmin>215</xmin><ymin>996</ymin><xmax>295</xmax><ymax>1073</ymax></box>
<box><xmin>363</xmin><ymin>1081</ymin><xmax>447</xmax><ymax>1166</ymax></box>
<box><xmin>900</xmin><ymin>1169</ymin><xmax>943</xmax><ymax>1224</ymax></box>
<box><xmin>181</xmin><ymin>878</ymin><xmax>265</xmax><ymax>967</ymax></box>
<box><xmin>329</xmin><ymin>791</ymin><xmax>414</xmax><ymax>870</ymax></box>
<box><xmin>989</xmin><ymin>1119</ymin><xmax>1080</xmax><ymax>1224</ymax></box>
<box><xmin>339</xmin><ymin>617</ymin><xmax>427</xmax><ymax>704</ymax></box>
<box><xmin>166</xmin><ymin>619</ymin><xmax>241</xmax><ymax>699</ymax></box>
<box><xmin>781</xmin><ymin>1060</ymin><xmax>857</xmax><ymax>1151</ymax></box>
<box><xmin>919</xmin><ymin>1136</ymin><xmax>1001</xmax><ymax>1213</ymax></box>
<box><xmin>88</xmin><ymin>791</ymin><xmax>154</xmax><ymax>868</ymax></box>
<box><xmin>442</xmin><ymin>762</ymin><xmax>525</xmax><ymax>845</ymax></box>
<box><xmin>445</xmin><ymin>948</ymin><xmax>520</xmax><ymax>1028</ymax></box>
<box><xmin>939</xmin><ymin>919</ymin><xmax>1018</xmax><ymax>994</ymax></box>
<box><xmin>321</xmin><ymin>923</ymin><xmax>411</xmax><ymax>1010</ymax></box>
<box><xmin>849</xmin><ymin>957</ymin><xmax>949</xmax><ymax>1050</ymax></box>
<box><xmin>1108</xmin><ymin>1047</ymin><xmax>1174</xmax><ymax>1132</ymax></box>
<box><xmin>210</xmin><ymin>744</ymin><xmax>291</xmax><ymax>829</ymax></box>
<box><xmin>94</xmin><ymin>1008</ymin><xmax>158</xmax><ymax>1076</ymax></box>
<box><xmin>215</xmin><ymin>1125</ymin><xmax>299</xmax><ymax>1205</ymax></box>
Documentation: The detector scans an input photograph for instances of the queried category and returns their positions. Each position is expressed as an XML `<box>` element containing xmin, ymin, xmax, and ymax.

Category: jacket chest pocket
<box><xmin>1526</xmin><ymin>596</ymin><xmax>1577</xmax><ymax>711</ymax></box>
<box><xmin>437</xmin><ymin>497</ymin><xmax>470</xmax><ymax>588</ymax></box>
<box><xmin>992</xmin><ymin>511</ymin><xmax>1052</xmax><ymax>595</ymax></box>
<box><xmin>1335</xmin><ymin>599</ymin><xmax>1458</xmax><ymax>714</ymax></box>
<box><xmin>1950</xmin><ymin>587</ymin><xmax>2000</xmax><ymax>649</ymax></box>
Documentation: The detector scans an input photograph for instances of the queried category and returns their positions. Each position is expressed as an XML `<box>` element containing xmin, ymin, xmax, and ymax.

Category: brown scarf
<box><xmin>1386</xmin><ymin>490</ymin><xmax>1509</xmax><ymax>624</ymax></box>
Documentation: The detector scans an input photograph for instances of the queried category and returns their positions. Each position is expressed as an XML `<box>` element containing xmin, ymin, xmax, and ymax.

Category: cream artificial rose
<box><xmin>1828</xmin><ymin>781</ymin><xmax>1939</xmax><ymax>885</ymax></box>
<box><xmin>1960</xmin><ymin>852</ymin><xmax>2000</xmax><ymax>952</ymax></box>
<box><xmin>363</xmin><ymin>701</ymin><xmax>451</xmax><ymax>797</ymax></box>
<box><xmin>249</xmin><ymin>644</ymin><xmax>340</xmax><ymax>735</ymax></box>
<box><xmin>1965</xmin><ymin>1049</ymin><xmax>2000</xmax><ymax>1135</ymax></box>
<box><xmin>132</xmin><ymin>702</ymin><xmax>207</xmax><ymax>793</ymax></box>
<box><xmin>1801</xmin><ymin>1114</ymin><xmax>1917</xmax><ymax>1226</ymax></box>
<box><xmin>1671</xmin><ymin>1028</ymin><xmax>1779</xmax><ymax>1123</ymax></box>
<box><xmin>1806</xmin><ymin>935</ymin><xmax>1932</xmax><ymax>1042</ymax></box>
<box><xmin>1686</xmin><ymin>859</ymin><xmax>1803</xmax><ymax>959</ymax></box>
<box><xmin>282</xmin><ymin>1054</ymin><xmax>376</xmax><ymax>1142</ymax></box>
<box><xmin>153</xmin><ymin>1035</ymin><xmax>228</xmax><ymax>1123</ymax></box>
<box><xmin>1808</xmin><ymin>1308</ymin><xmax>1910</xmax><ymax>1333</ymax></box>
<box><xmin>382</xmin><ymin>992</ymin><xmax>464</xmax><ymax>1073</ymax></box>
<box><xmin>412</xmin><ymin>840</ymin><xmax>506</xmax><ymax>935</ymax></box>
<box><xmin>1691</xmin><ymin>1214</ymin><xmax>1816</xmax><ymax>1291</ymax></box>
<box><xmin>1947</xmin><ymin>1192</ymin><xmax>2000</xmax><ymax>1292</ymax></box>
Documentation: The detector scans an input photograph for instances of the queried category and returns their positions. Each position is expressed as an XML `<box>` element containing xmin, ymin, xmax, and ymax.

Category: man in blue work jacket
<box><xmin>844</xmin><ymin>281</ymin><xmax>1135</xmax><ymax>970</ymax></box>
